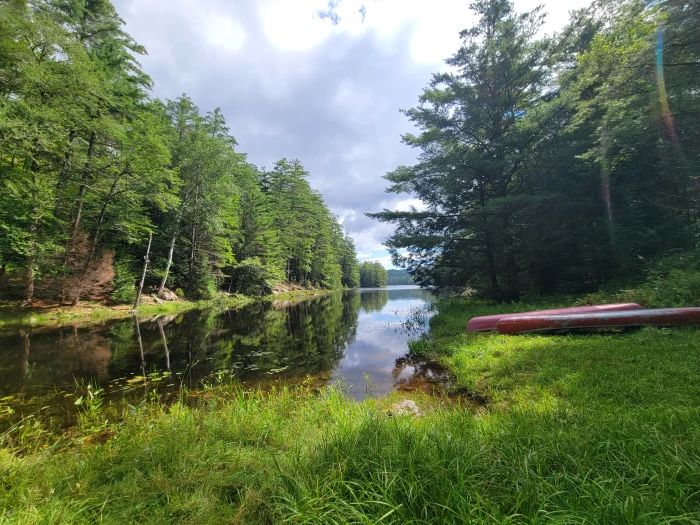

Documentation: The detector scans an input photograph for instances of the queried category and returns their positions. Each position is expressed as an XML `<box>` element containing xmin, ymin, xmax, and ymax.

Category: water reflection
<box><xmin>393</xmin><ymin>358</ymin><xmax>451</xmax><ymax>394</ymax></box>
<box><xmin>0</xmin><ymin>286</ymin><xmax>438</xmax><ymax>425</ymax></box>
<box><xmin>360</xmin><ymin>289</ymin><xmax>390</xmax><ymax>313</ymax></box>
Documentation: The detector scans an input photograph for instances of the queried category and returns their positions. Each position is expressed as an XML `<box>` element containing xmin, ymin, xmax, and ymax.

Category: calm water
<box><xmin>0</xmin><ymin>286</ymin><xmax>442</xmax><ymax>427</ymax></box>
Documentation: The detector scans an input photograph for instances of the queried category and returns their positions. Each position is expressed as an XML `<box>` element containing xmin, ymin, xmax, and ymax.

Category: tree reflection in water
<box><xmin>0</xmin><ymin>287</ymin><xmax>436</xmax><ymax>426</ymax></box>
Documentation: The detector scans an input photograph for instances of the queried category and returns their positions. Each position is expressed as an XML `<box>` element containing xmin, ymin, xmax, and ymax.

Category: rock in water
<box><xmin>158</xmin><ymin>288</ymin><xmax>179</xmax><ymax>302</ymax></box>
<box><xmin>388</xmin><ymin>399</ymin><xmax>422</xmax><ymax>417</ymax></box>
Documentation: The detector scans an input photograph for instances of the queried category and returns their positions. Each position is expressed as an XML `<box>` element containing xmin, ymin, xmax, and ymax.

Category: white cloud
<box><xmin>114</xmin><ymin>0</ymin><xmax>592</xmax><ymax>272</ymax></box>
<box><xmin>394</xmin><ymin>198</ymin><xmax>426</xmax><ymax>212</ymax></box>
<box><xmin>259</xmin><ymin>0</ymin><xmax>589</xmax><ymax>64</ymax></box>
<box><xmin>261</xmin><ymin>0</ymin><xmax>335</xmax><ymax>51</ymax></box>
<box><xmin>351</xmin><ymin>222</ymin><xmax>395</xmax><ymax>253</ymax></box>
<box><xmin>337</xmin><ymin>209</ymin><xmax>358</xmax><ymax>225</ymax></box>
<box><xmin>205</xmin><ymin>15</ymin><xmax>246</xmax><ymax>54</ymax></box>
<box><xmin>360</xmin><ymin>254</ymin><xmax>395</xmax><ymax>268</ymax></box>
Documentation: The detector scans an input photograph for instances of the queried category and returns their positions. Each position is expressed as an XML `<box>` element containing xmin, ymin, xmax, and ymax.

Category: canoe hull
<box><xmin>497</xmin><ymin>308</ymin><xmax>700</xmax><ymax>335</ymax></box>
<box><xmin>466</xmin><ymin>303</ymin><xmax>644</xmax><ymax>332</ymax></box>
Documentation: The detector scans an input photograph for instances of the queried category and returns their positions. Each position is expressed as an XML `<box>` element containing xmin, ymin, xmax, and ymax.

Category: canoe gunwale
<box><xmin>496</xmin><ymin>307</ymin><xmax>700</xmax><ymax>335</ymax></box>
<box><xmin>466</xmin><ymin>303</ymin><xmax>644</xmax><ymax>333</ymax></box>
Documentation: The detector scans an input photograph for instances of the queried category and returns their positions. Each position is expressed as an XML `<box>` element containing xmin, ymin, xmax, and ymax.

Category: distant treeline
<box><xmin>359</xmin><ymin>261</ymin><xmax>388</xmax><ymax>288</ymax></box>
<box><xmin>387</xmin><ymin>270</ymin><xmax>414</xmax><ymax>286</ymax></box>
<box><xmin>0</xmin><ymin>0</ymin><xmax>360</xmax><ymax>304</ymax></box>
<box><xmin>371</xmin><ymin>0</ymin><xmax>700</xmax><ymax>300</ymax></box>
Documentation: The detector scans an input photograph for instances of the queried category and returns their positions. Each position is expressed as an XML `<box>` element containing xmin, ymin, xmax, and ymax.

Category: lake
<box><xmin>0</xmin><ymin>286</ymin><xmax>445</xmax><ymax>428</ymax></box>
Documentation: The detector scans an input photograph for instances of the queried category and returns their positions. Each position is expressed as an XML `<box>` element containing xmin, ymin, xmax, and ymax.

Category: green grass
<box><xmin>0</xmin><ymin>296</ymin><xmax>252</xmax><ymax>331</ymax></box>
<box><xmin>1</xmin><ymin>298</ymin><xmax>699</xmax><ymax>523</ymax></box>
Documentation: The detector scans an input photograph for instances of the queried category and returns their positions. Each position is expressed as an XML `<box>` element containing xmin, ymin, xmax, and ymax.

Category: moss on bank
<box><xmin>1</xmin><ymin>297</ymin><xmax>699</xmax><ymax>523</ymax></box>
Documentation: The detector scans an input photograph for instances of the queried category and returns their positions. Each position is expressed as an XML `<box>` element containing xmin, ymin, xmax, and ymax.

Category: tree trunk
<box><xmin>24</xmin><ymin>156</ymin><xmax>42</xmax><ymax>305</ymax></box>
<box><xmin>187</xmin><ymin>223</ymin><xmax>197</xmax><ymax>291</ymax></box>
<box><xmin>484</xmin><ymin>229</ymin><xmax>499</xmax><ymax>293</ymax></box>
<box><xmin>504</xmin><ymin>242</ymin><xmax>520</xmax><ymax>302</ymax></box>
<box><xmin>133</xmin><ymin>315</ymin><xmax>147</xmax><ymax>393</ymax></box>
<box><xmin>72</xmin><ymin>176</ymin><xmax>122</xmax><ymax>306</ymax></box>
<box><xmin>158</xmin><ymin>186</ymin><xmax>195</xmax><ymax>295</ymax></box>
<box><xmin>158</xmin><ymin>234</ymin><xmax>177</xmax><ymax>294</ymax></box>
<box><xmin>133</xmin><ymin>232</ymin><xmax>153</xmax><ymax>310</ymax></box>
<box><xmin>19</xmin><ymin>330</ymin><xmax>30</xmax><ymax>388</ymax></box>
<box><xmin>90</xmin><ymin>175</ymin><xmax>121</xmax><ymax>258</ymax></box>
<box><xmin>157</xmin><ymin>318</ymin><xmax>171</xmax><ymax>372</ymax></box>
<box><xmin>71</xmin><ymin>132</ymin><xmax>96</xmax><ymax>238</ymax></box>
<box><xmin>187</xmin><ymin>190</ymin><xmax>199</xmax><ymax>292</ymax></box>
<box><xmin>23</xmin><ymin>213</ymin><xmax>39</xmax><ymax>304</ymax></box>
<box><xmin>480</xmin><ymin>187</ymin><xmax>499</xmax><ymax>295</ymax></box>
<box><xmin>0</xmin><ymin>260</ymin><xmax>7</xmax><ymax>298</ymax></box>
<box><xmin>63</xmin><ymin>132</ymin><xmax>96</xmax><ymax>304</ymax></box>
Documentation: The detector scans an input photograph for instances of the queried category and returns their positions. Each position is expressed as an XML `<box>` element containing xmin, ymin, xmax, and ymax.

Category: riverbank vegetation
<box><xmin>372</xmin><ymin>0</ymin><xmax>700</xmax><ymax>301</ymax></box>
<box><xmin>0</xmin><ymin>0</ymin><xmax>360</xmax><ymax>308</ymax></box>
<box><xmin>0</xmin><ymin>285</ymin><xmax>344</xmax><ymax>330</ymax></box>
<box><xmin>2</xmin><ymin>285</ymin><xmax>698</xmax><ymax>523</ymax></box>
<box><xmin>0</xmin><ymin>294</ymin><xmax>252</xmax><ymax>330</ymax></box>
<box><xmin>358</xmin><ymin>260</ymin><xmax>389</xmax><ymax>287</ymax></box>
<box><xmin>387</xmin><ymin>269</ymin><xmax>414</xmax><ymax>286</ymax></box>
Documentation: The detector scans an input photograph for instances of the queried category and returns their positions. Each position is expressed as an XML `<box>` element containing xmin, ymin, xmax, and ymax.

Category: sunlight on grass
<box><xmin>1</xmin><ymin>299</ymin><xmax>699</xmax><ymax>524</ymax></box>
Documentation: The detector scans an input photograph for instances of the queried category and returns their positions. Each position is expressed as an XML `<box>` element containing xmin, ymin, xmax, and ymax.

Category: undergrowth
<box><xmin>582</xmin><ymin>249</ymin><xmax>700</xmax><ymax>307</ymax></box>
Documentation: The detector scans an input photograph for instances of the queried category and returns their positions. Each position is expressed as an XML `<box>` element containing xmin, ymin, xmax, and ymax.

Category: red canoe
<box><xmin>497</xmin><ymin>308</ymin><xmax>700</xmax><ymax>335</ymax></box>
<box><xmin>466</xmin><ymin>303</ymin><xmax>644</xmax><ymax>332</ymax></box>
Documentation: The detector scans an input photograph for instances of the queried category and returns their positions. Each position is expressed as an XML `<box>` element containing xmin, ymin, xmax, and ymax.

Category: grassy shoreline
<box><xmin>1</xmin><ymin>297</ymin><xmax>699</xmax><ymax>523</ymax></box>
<box><xmin>0</xmin><ymin>288</ymin><xmax>337</xmax><ymax>331</ymax></box>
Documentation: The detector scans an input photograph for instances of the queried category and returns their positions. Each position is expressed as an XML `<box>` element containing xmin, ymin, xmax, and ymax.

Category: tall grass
<box><xmin>1</xmin><ymin>299</ymin><xmax>699</xmax><ymax>523</ymax></box>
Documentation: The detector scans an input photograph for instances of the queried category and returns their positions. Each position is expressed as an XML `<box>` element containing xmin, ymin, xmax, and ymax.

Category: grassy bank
<box><xmin>1</xmin><ymin>298</ymin><xmax>699</xmax><ymax>523</ymax></box>
<box><xmin>0</xmin><ymin>288</ymin><xmax>337</xmax><ymax>330</ymax></box>
<box><xmin>0</xmin><ymin>296</ymin><xmax>253</xmax><ymax>331</ymax></box>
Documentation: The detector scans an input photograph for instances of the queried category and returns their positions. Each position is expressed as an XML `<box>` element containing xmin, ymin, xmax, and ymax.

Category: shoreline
<box><xmin>1</xmin><ymin>297</ymin><xmax>698</xmax><ymax>523</ymax></box>
<box><xmin>0</xmin><ymin>288</ymin><xmax>340</xmax><ymax>331</ymax></box>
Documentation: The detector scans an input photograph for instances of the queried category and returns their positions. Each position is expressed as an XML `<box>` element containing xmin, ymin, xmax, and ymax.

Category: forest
<box><xmin>387</xmin><ymin>269</ymin><xmax>414</xmax><ymax>285</ymax></box>
<box><xmin>371</xmin><ymin>0</ymin><xmax>700</xmax><ymax>300</ymax></box>
<box><xmin>0</xmin><ymin>0</ymin><xmax>360</xmax><ymax>306</ymax></box>
<box><xmin>358</xmin><ymin>260</ymin><xmax>389</xmax><ymax>287</ymax></box>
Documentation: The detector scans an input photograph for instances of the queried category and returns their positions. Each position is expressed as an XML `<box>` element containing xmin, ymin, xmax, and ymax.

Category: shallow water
<box><xmin>0</xmin><ymin>286</ymin><xmax>444</xmax><ymax>427</ymax></box>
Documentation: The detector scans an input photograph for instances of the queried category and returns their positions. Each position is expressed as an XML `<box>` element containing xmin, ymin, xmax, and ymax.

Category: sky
<box><xmin>111</xmin><ymin>0</ymin><xmax>590</xmax><ymax>268</ymax></box>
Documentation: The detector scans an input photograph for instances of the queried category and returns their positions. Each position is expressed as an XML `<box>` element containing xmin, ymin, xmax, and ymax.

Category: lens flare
<box><xmin>656</xmin><ymin>29</ymin><xmax>679</xmax><ymax>143</ymax></box>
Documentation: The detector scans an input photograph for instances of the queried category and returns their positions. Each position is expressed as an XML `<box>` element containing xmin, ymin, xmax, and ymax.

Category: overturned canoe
<box><xmin>497</xmin><ymin>307</ymin><xmax>700</xmax><ymax>335</ymax></box>
<box><xmin>466</xmin><ymin>303</ymin><xmax>644</xmax><ymax>332</ymax></box>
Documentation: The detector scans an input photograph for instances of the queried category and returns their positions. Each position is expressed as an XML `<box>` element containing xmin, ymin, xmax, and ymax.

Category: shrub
<box><xmin>188</xmin><ymin>255</ymin><xmax>220</xmax><ymax>300</ymax></box>
<box><xmin>229</xmin><ymin>258</ymin><xmax>283</xmax><ymax>296</ymax></box>
<box><xmin>583</xmin><ymin>250</ymin><xmax>700</xmax><ymax>307</ymax></box>
<box><xmin>111</xmin><ymin>261</ymin><xmax>137</xmax><ymax>304</ymax></box>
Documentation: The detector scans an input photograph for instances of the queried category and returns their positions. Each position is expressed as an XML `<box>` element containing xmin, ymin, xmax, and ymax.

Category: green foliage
<box><xmin>358</xmin><ymin>261</ymin><xmax>388</xmax><ymax>287</ymax></box>
<box><xmin>339</xmin><ymin>235</ymin><xmax>360</xmax><ymax>288</ymax></box>
<box><xmin>371</xmin><ymin>0</ymin><xmax>700</xmax><ymax>299</ymax></box>
<box><xmin>229</xmin><ymin>257</ymin><xmax>283</xmax><ymax>296</ymax></box>
<box><xmin>583</xmin><ymin>251</ymin><xmax>700</xmax><ymax>308</ymax></box>
<box><xmin>0</xmin><ymin>3</ymin><xmax>356</xmax><ymax>305</ymax></box>
<box><xmin>387</xmin><ymin>269</ymin><xmax>413</xmax><ymax>285</ymax></box>
<box><xmin>111</xmin><ymin>261</ymin><xmax>136</xmax><ymax>304</ymax></box>
<box><xmin>187</xmin><ymin>255</ymin><xmax>219</xmax><ymax>300</ymax></box>
<box><xmin>258</xmin><ymin>159</ymin><xmax>354</xmax><ymax>290</ymax></box>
